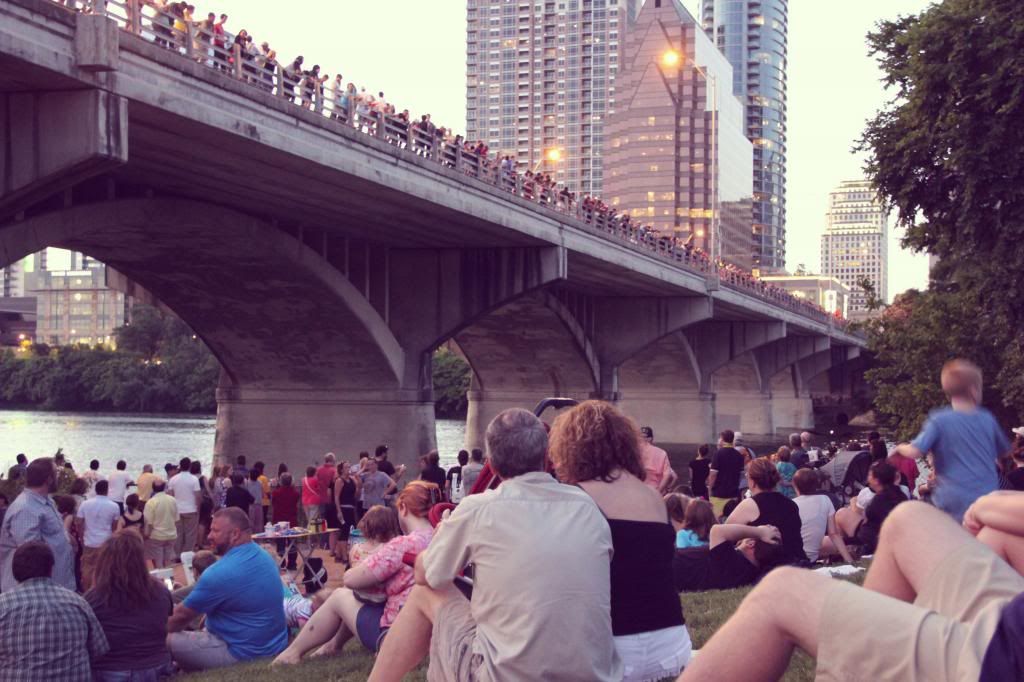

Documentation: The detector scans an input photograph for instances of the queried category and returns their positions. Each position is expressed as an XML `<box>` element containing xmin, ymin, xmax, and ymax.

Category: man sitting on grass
<box><xmin>673</xmin><ymin>522</ymin><xmax>782</xmax><ymax>592</ymax></box>
<box><xmin>367</xmin><ymin>408</ymin><xmax>622</xmax><ymax>681</ymax></box>
<box><xmin>680</xmin><ymin>492</ymin><xmax>1024</xmax><ymax>682</ymax></box>
<box><xmin>166</xmin><ymin>508</ymin><xmax>287</xmax><ymax>671</ymax></box>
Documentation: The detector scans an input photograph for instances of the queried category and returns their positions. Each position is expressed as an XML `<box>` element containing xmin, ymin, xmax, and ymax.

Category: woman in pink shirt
<box><xmin>274</xmin><ymin>481</ymin><xmax>439</xmax><ymax>663</ymax></box>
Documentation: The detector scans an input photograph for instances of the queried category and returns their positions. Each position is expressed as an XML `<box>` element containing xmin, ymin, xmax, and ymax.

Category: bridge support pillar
<box><xmin>714</xmin><ymin>392</ymin><xmax>774</xmax><ymax>443</ymax></box>
<box><xmin>464</xmin><ymin>385</ymin><xmax>593</xmax><ymax>450</ymax></box>
<box><xmin>771</xmin><ymin>393</ymin><xmax>815</xmax><ymax>435</ymax></box>
<box><xmin>616</xmin><ymin>390</ymin><xmax>715</xmax><ymax>449</ymax></box>
<box><xmin>214</xmin><ymin>385</ymin><xmax>435</xmax><ymax>474</ymax></box>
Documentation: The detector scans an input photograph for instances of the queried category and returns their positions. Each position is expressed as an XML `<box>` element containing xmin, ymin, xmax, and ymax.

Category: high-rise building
<box><xmin>700</xmin><ymin>0</ymin><xmax>787</xmax><ymax>270</ymax></box>
<box><xmin>1</xmin><ymin>252</ymin><xmax>48</xmax><ymax>298</ymax></box>
<box><xmin>28</xmin><ymin>266</ymin><xmax>131</xmax><ymax>347</ymax></box>
<box><xmin>820</xmin><ymin>180</ymin><xmax>889</xmax><ymax>317</ymax></box>
<box><xmin>466</xmin><ymin>0</ymin><xmax>639</xmax><ymax>196</ymax></box>
<box><xmin>603</xmin><ymin>0</ymin><xmax>753</xmax><ymax>268</ymax></box>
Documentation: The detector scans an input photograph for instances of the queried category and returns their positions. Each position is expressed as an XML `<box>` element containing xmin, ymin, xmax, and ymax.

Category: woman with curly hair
<box><xmin>725</xmin><ymin>457</ymin><xmax>807</xmax><ymax>568</ymax></box>
<box><xmin>85</xmin><ymin>530</ymin><xmax>174</xmax><ymax>680</ymax></box>
<box><xmin>274</xmin><ymin>480</ymin><xmax>439</xmax><ymax>664</ymax></box>
<box><xmin>548</xmin><ymin>400</ymin><xmax>691</xmax><ymax>681</ymax></box>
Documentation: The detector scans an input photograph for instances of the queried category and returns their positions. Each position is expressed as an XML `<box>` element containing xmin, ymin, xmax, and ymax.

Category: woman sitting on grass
<box><xmin>549</xmin><ymin>401</ymin><xmax>691</xmax><ymax>682</ymax></box>
<box><xmin>724</xmin><ymin>458</ymin><xmax>808</xmax><ymax>568</ymax></box>
<box><xmin>273</xmin><ymin>481</ymin><xmax>439</xmax><ymax>664</ymax></box>
<box><xmin>85</xmin><ymin>530</ymin><xmax>174</xmax><ymax>681</ymax></box>
<box><xmin>665</xmin><ymin>493</ymin><xmax>692</xmax><ymax>537</ymax></box>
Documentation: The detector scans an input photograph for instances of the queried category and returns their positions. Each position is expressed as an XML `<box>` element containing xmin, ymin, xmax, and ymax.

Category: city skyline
<box><xmin>99</xmin><ymin>0</ymin><xmax>930</xmax><ymax>302</ymax></box>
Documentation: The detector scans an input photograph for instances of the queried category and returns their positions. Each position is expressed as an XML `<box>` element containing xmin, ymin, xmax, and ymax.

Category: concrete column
<box><xmin>214</xmin><ymin>385</ymin><xmax>436</xmax><ymax>475</ymax></box>
<box><xmin>616</xmin><ymin>390</ymin><xmax>715</xmax><ymax>448</ymax></box>
<box><xmin>714</xmin><ymin>392</ymin><xmax>774</xmax><ymax>442</ymax></box>
<box><xmin>771</xmin><ymin>394</ymin><xmax>815</xmax><ymax>434</ymax></box>
<box><xmin>464</xmin><ymin>386</ymin><xmax>594</xmax><ymax>450</ymax></box>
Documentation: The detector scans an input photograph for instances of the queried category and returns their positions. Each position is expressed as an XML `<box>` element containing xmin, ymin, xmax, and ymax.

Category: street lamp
<box><xmin>660</xmin><ymin>49</ymin><xmax>719</xmax><ymax>279</ymax></box>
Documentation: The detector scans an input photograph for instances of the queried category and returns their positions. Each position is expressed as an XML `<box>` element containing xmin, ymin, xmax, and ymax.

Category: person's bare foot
<box><xmin>271</xmin><ymin>649</ymin><xmax>302</xmax><ymax>666</ymax></box>
<box><xmin>309</xmin><ymin>640</ymin><xmax>342</xmax><ymax>658</ymax></box>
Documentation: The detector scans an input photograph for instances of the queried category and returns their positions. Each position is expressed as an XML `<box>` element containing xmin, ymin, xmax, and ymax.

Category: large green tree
<box><xmin>859</xmin><ymin>0</ymin><xmax>1024</xmax><ymax>431</ymax></box>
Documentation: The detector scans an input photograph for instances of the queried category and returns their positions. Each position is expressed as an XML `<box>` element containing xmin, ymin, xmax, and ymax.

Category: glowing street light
<box><xmin>661</xmin><ymin>50</ymin><xmax>681</xmax><ymax>68</ymax></box>
<box><xmin>545</xmin><ymin>148</ymin><xmax>563</xmax><ymax>163</ymax></box>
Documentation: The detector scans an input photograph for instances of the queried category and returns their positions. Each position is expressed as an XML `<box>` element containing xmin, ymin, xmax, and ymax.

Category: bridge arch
<box><xmin>0</xmin><ymin>198</ymin><xmax>437</xmax><ymax>469</ymax></box>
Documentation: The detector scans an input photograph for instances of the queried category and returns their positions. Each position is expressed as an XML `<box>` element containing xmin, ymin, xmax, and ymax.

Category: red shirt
<box><xmin>887</xmin><ymin>454</ymin><xmax>920</xmax><ymax>487</ymax></box>
<box><xmin>315</xmin><ymin>464</ymin><xmax>336</xmax><ymax>504</ymax></box>
<box><xmin>271</xmin><ymin>485</ymin><xmax>299</xmax><ymax>525</ymax></box>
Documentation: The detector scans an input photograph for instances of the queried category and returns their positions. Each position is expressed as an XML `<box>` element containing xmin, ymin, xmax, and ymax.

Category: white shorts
<box><xmin>614</xmin><ymin>624</ymin><xmax>692</xmax><ymax>682</ymax></box>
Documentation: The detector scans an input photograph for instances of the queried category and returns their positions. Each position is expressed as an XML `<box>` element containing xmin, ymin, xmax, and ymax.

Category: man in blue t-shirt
<box><xmin>166</xmin><ymin>507</ymin><xmax>287</xmax><ymax>671</ymax></box>
<box><xmin>892</xmin><ymin>359</ymin><xmax>1010</xmax><ymax>522</ymax></box>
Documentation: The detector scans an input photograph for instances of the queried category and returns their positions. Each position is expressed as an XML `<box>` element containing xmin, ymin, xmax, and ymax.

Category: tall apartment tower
<box><xmin>821</xmin><ymin>180</ymin><xmax>889</xmax><ymax>317</ymax></box>
<box><xmin>466</xmin><ymin>0</ymin><xmax>639</xmax><ymax>196</ymax></box>
<box><xmin>700</xmin><ymin>0</ymin><xmax>788</xmax><ymax>270</ymax></box>
<box><xmin>603</xmin><ymin>0</ymin><xmax>753</xmax><ymax>268</ymax></box>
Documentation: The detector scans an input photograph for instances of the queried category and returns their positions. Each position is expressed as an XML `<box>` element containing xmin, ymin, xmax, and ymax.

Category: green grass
<box><xmin>183</xmin><ymin>569</ymin><xmax>867</xmax><ymax>682</ymax></box>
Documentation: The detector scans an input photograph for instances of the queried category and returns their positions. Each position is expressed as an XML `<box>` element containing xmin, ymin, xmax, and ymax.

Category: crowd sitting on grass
<box><xmin>2</xmin><ymin>358</ymin><xmax>1024</xmax><ymax>679</ymax></box>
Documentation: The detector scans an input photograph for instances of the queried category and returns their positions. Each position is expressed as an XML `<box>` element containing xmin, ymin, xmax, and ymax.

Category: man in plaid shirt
<box><xmin>0</xmin><ymin>542</ymin><xmax>108</xmax><ymax>680</ymax></box>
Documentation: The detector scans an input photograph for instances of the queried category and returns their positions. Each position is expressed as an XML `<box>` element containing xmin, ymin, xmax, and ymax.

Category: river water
<box><xmin>0</xmin><ymin>410</ymin><xmax>467</xmax><ymax>477</ymax></box>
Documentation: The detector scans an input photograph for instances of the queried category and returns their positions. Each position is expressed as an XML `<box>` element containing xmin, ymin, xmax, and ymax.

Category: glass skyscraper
<box><xmin>700</xmin><ymin>0</ymin><xmax>787</xmax><ymax>270</ymax></box>
<box><xmin>466</xmin><ymin>0</ymin><xmax>639</xmax><ymax>196</ymax></box>
<box><xmin>603</xmin><ymin>0</ymin><xmax>753</xmax><ymax>268</ymax></box>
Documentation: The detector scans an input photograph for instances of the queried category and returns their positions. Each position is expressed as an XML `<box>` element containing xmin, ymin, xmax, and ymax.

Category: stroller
<box><xmin>831</xmin><ymin>448</ymin><xmax>872</xmax><ymax>507</ymax></box>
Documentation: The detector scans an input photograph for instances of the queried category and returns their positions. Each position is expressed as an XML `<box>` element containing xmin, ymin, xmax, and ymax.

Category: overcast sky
<box><xmin>60</xmin><ymin>0</ymin><xmax>934</xmax><ymax>299</ymax></box>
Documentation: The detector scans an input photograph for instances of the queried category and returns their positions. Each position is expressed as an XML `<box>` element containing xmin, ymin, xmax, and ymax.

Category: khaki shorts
<box><xmin>817</xmin><ymin>538</ymin><xmax>1024</xmax><ymax>681</ymax></box>
<box><xmin>426</xmin><ymin>592</ymin><xmax>484</xmax><ymax>682</ymax></box>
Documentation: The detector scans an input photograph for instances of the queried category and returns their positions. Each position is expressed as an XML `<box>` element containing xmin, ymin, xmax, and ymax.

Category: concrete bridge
<box><xmin>0</xmin><ymin>0</ymin><xmax>866</xmax><ymax>470</ymax></box>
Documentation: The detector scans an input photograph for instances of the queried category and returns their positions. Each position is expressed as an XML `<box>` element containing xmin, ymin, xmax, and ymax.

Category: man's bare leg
<box><xmin>273</xmin><ymin>588</ymin><xmax>359</xmax><ymax>664</ymax></box>
<box><xmin>367</xmin><ymin>585</ymin><xmax>454</xmax><ymax>682</ymax></box>
<box><xmin>863</xmin><ymin>502</ymin><xmax>971</xmax><ymax>602</ymax></box>
<box><xmin>977</xmin><ymin>525</ymin><xmax>1024</xmax><ymax>576</ymax></box>
<box><xmin>679</xmin><ymin>567</ymin><xmax>830</xmax><ymax>682</ymax></box>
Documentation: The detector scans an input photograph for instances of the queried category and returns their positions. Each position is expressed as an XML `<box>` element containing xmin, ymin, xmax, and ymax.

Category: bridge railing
<box><xmin>57</xmin><ymin>0</ymin><xmax>845</xmax><ymax>329</ymax></box>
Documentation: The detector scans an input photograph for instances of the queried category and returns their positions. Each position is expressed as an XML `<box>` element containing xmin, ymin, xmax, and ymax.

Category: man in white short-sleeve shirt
<box><xmin>793</xmin><ymin>469</ymin><xmax>855</xmax><ymax>563</ymax></box>
<box><xmin>167</xmin><ymin>460</ymin><xmax>202</xmax><ymax>558</ymax></box>
<box><xmin>105</xmin><ymin>461</ymin><xmax>134</xmax><ymax>508</ymax></box>
<box><xmin>368</xmin><ymin>408</ymin><xmax>622</xmax><ymax>682</ymax></box>
<box><xmin>76</xmin><ymin>479</ymin><xmax>121</xmax><ymax>588</ymax></box>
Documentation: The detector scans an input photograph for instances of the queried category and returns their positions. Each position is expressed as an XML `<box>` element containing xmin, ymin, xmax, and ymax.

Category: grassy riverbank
<box><xmin>182</xmin><ymin>573</ymin><xmax>861</xmax><ymax>682</ymax></box>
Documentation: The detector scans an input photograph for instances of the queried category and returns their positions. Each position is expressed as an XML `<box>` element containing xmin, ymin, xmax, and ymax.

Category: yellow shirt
<box><xmin>259</xmin><ymin>475</ymin><xmax>271</xmax><ymax>506</ymax></box>
<box><xmin>143</xmin><ymin>492</ymin><xmax>179</xmax><ymax>541</ymax></box>
<box><xmin>136</xmin><ymin>472</ymin><xmax>157</xmax><ymax>501</ymax></box>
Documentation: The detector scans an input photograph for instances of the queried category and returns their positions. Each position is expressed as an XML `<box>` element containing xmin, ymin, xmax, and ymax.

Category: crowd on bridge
<box><xmin>52</xmin><ymin>0</ymin><xmax>845</xmax><ymax>327</ymax></box>
<box><xmin>0</xmin><ymin>358</ymin><xmax>1022</xmax><ymax>680</ymax></box>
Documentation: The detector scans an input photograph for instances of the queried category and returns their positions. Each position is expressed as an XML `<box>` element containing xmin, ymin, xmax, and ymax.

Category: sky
<box><xmin>54</xmin><ymin>0</ymin><xmax>934</xmax><ymax>299</ymax></box>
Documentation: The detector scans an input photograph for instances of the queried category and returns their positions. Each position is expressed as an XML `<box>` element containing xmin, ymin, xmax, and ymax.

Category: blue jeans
<box><xmin>93</xmin><ymin>661</ymin><xmax>175</xmax><ymax>681</ymax></box>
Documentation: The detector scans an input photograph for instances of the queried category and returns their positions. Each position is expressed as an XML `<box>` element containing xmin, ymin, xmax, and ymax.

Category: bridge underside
<box><xmin>0</xmin><ymin>19</ymin><xmax>865</xmax><ymax>472</ymax></box>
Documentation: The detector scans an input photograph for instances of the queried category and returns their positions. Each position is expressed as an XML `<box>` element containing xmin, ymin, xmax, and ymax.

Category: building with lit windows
<box><xmin>603</xmin><ymin>0</ymin><xmax>753</xmax><ymax>268</ymax></box>
<box><xmin>701</xmin><ymin>0</ymin><xmax>788</xmax><ymax>271</ymax></box>
<box><xmin>465</xmin><ymin>0</ymin><xmax>640</xmax><ymax>196</ymax></box>
<box><xmin>28</xmin><ymin>264</ymin><xmax>132</xmax><ymax>347</ymax></box>
<box><xmin>1</xmin><ymin>252</ymin><xmax>47</xmax><ymax>298</ymax></box>
<box><xmin>820</xmin><ymin>180</ymin><xmax>889</xmax><ymax>318</ymax></box>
